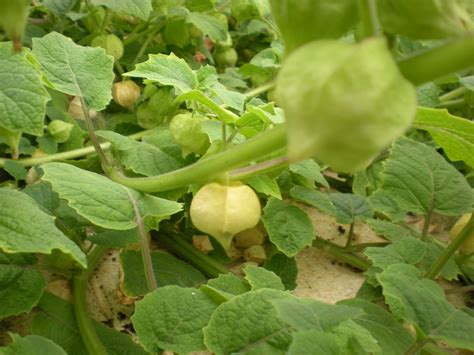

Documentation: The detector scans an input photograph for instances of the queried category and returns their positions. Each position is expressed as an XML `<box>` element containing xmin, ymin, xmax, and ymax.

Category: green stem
<box><xmin>79</xmin><ymin>96</ymin><xmax>111</xmax><ymax>173</ymax></box>
<box><xmin>126</xmin><ymin>189</ymin><xmax>157</xmax><ymax>291</ymax></box>
<box><xmin>99</xmin><ymin>8</ymin><xmax>110</xmax><ymax>33</ymax></box>
<box><xmin>398</xmin><ymin>35</ymin><xmax>474</xmax><ymax>86</ymax></box>
<box><xmin>73</xmin><ymin>245</ymin><xmax>108</xmax><ymax>355</ymax></box>
<box><xmin>131</xmin><ymin>27</ymin><xmax>161</xmax><ymax>67</ymax></box>
<box><xmin>347</xmin><ymin>242</ymin><xmax>390</xmax><ymax>252</ymax></box>
<box><xmin>123</xmin><ymin>24</ymin><xmax>156</xmax><ymax>46</ymax></box>
<box><xmin>313</xmin><ymin>238</ymin><xmax>371</xmax><ymax>271</ymax></box>
<box><xmin>424</xmin><ymin>213</ymin><xmax>474</xmax><ymax>279</ymax></box>
<box><xmin>108</xmin><ymin>125</ymin><xmax>287</xmax><ymax>192</ymax></box>
<box><xmin>439</xmin><ymin>86</ymin><xmax>468</xmax><ymax>102</ymax></box>
<box><xmin>357</xmin><ymin>0</ymin><xmax>380</xmax><ymax>38</ymax></box>
<box><xmin>405</xmin><ymin>338</ymin><xmax>432</xmax><ymax>355</ymax></box>
<box><xmin>420</xmin><ymin>209</ymin><xmax>433</xmax><ymax>242</ymax></box>
<box><xmin>155</xmin><ymin>231</ymin><xmax>229</xmax><ymax>278</ymax></box>
<box><xmin>244</xmin><ymin>80</ymin><xmax>276</xmax><ymax>99</ymax></box>
<box><xmin>0</xmin><ymin>129</ymin><xmax>153</xmax><ymax>168</ymax></box>
<box><xmin>435</xmin><ymin>98</ymin><xmax>466</xmax><ymax>110</ymax></box>
<box><xmin>175</xmin><ymin>91</ymin><xmax>239</xmax><ymax>123</ymax></box>
<box><xmin>114</xmin><ymin>61</ymin><xmax>125</xmax><ymax>76</ymax></box>
<box><xmin>345</xmin><ymin>222</ymin><xmax>355</xmax><ymax>248</ymax></box>
<box><xmin>229</xmin><ymin>155</ymin><xmax>289</xmax><ymax>181</ymax></box>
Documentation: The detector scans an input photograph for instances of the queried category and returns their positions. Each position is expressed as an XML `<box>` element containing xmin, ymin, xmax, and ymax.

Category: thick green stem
<box><xmin>424</xmin><ymin>214</ymin><xmax>474</xmax><ymax>279</ymax></box>
<box><xmin>420</xmin><ymin>209</ymin><xmax>433</xmax><ymax>242</ymax></box>
<box><xmin>155</xmin><ymin>231</ymin><xmax>229</xmax><ymax>278</ymax></box>
<box><xmin>358</xmin><ymin>0</ymin><xmax>379</xmax><ymax>38</ymax></box>
<box><xmin>313</xmin><ymin>238</ymin><xmax>371</xmax><ymax>271</ymax></box>
<box><xmin>0</xmin><ymin>129</ymin><xmax>152</xmax><ymax>168</ymax></box>
<box><xmin>398</xmin><ymin>35</ymin><xmax>474</xmax><ymax>86</ymax></box>
<box><xmin>345</xmin><ymin>222</ymin><xmax>355</xmax><ymax>248</ymax></box>
<box><xmin>439</xmin><ymin>86</ymin><xmax>468</xmax><ymax>102</ymax></box>
<box><xmin>73</xmin><ymin>245</ymin><xmax>108</xmax><ymax>355</ymax></box>
<box><xmin>108</xmin><ymin>125</ymin><xmax>287</xmax><ymax>192</ymax></box>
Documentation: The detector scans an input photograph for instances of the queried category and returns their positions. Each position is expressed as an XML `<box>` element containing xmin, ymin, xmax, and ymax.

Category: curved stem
<box><xmin>73</xmin><ymin>245</ymin><xmax>108</xmax><ymax>355</ymax></box>
<box><xmin>398</xmin><ymin>35</ymin><xmax>474</xmax><ymax>86</ymax></box>
<box><xmin>108</xmin><ymin>125</ymin><xmax>287</xmax><ymax>192</ymax></box>
<box><xmin>0</xmin><ymin>129</ymin><xmax>153</xmax><ymax>168</ymax></box>
<box><xmin>424</xmin><ymin>213</ymin><xmax>474</xmax><ymax>279</ymax></box>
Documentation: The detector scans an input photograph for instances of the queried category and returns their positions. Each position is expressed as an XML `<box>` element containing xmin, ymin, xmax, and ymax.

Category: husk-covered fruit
<box><xmin>169</xmin><ymin>113</ymin><xmax>210</xmax><ymax>156</ymax></box>
<box><xmin>48</xmin><ymin>120</ymin><xmax>74</xmax><ymax>143</ymax></box>
<box><xmin>112</xmin><ymin>81</ymin><xmax>141</xmax><ymax>108</ymax></box>
<box><xmin>91</xmin><ymin>34</ymin><xmax>124</xmax><ymax>60</ymax></box>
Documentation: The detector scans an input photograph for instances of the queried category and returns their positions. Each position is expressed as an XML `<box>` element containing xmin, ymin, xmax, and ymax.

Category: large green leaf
<box><xmin>187</xmin><ymin>12</ymin><xmax>227</xmax><ymax>41</ymax></box>
<box><xmin>41</xmin><ymin>162</ymin><xmax>182</xmax><ymax>230</ymax></box>
<box><xmin>132</xmin><ymin>285</ymin><xmax>217</xmax><ymax>354</ymax></box>
<box><xmin>125</xmin><ymin>53</ymin><xmax>198</xmax><ymax>94</ymax></box>
<box><xmin>0</xmin><ymin>253</ymin><xmax>46</xmax><ymax>319</ymax></box>
<box><xmin>381</xmin><ymin>137</ymin><xmax>473</xmax><ymax>216</ymax></box>
<box><xmin>203</xmin><ymin>289</ymin><xmax>293</xmax><ymax>354</ymax></box>
<box><xmin>120</xmin><ymin>249</ymin><xmax>206</xmax><ymax>297</ymax></box>
<box><xmin>0</xmin><ymin>334</ymin><xmax>66</xmax><ymax>355</ymax></box>
<box><xmin>338</xmin><ymin>299</ymin><xmax>415</xmax><ymax>355</ymax></box>
<box><xmin>262</xmin><ymin>198</ymin><xmax>314</xmax><ymax>257</ymax></box>
<box><xmin>32</xmin><ymin>32</ymin><xmax>114</xmax><ymax>111</ymax></box>
<box><xmin>413</xmin><ymin>107</ymin><xmax>474</xmax><ymax>167</ymax></box>
<box><xmin>97</xmin><ymin>130</ymin><xmax>184</xmax><ymax>176</ymax></box>
<box><xmin>287</xmin><ymin>330</ymin><xmax>344</xmax><ymax>355</ymax></box>
<box><xmin>0</xmin><ymin>188</ymin><xmax>86</xmax><ymax>268</ymax></box>
<box><xmin>32</xmin><ymin>292</ymin><xmax>148</xmax><ymax>355</ymax></box>
<box><xmin>92</xmin><ymin>0</ymin><xmax>152</xmax><ymax>20</ymax></box>
<box><xmin>243</xmin><ymin>264</ymin><xmax>284</xmax><ymax>291</ymax></box>
<box><xmin>377</xmin><ymin>264</ymin><xmax>474</xmax><ymax>350</ymax></box>
<box><xmin>328</xmin><ymin>193</ymin><xmax>373</xmax><ymax>224</ymax></box>
<box><xmin>0</xmin><ymin>43</ymin><xmax>49</xmax><ymax>135</ymax></box>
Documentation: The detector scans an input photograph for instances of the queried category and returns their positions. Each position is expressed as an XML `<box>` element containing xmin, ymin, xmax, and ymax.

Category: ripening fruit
<box><xmin>112</xmin><ymin>81</ymin><xmax>141</xmax><ymax>108</ymax></box>
<box><xmin>91</xmin><ymin>34</ymin><xmax>124</xmax><ymax>60</ymax></box>
<box><xmin>214</xmin><ymin>45</ymin><xmax>238</xmax><ymax>69</ymax></box>
<box><xmin>269</xmin><ymin>0</ymin><xmax>358</xmax><ymax>53</ymax></box>
<box><xmin>377</xmin><ymin>0</ymin><xmax>473</xmax><ymax>39</ymax></box>
<box><xmin>68</xmin><ymin>97</ymin><xmax>97</xmax><ymax>120</ymax></box>
<box><xmin>449</xmin><ymin>213</ymin><xmax>474</xmax><ymax>255</ymax></box>
<box><xmin>169</xmin><ymin>113</ymin><xmax>210</xmax><ymax>156</ymax></box>
<box><xmin>48</xmin><ymin>120</ymin><xmax>74</xmax><ymax>143</ymax></box>
<box><xmin>190</xmin><ymin>182</ymin><xmax>261</xmax><ymax>250</ymax></box>
<box><xmin>276</xmin><ymin>38</ymin><xmax>417</xmax><ymax>172</ymax></box>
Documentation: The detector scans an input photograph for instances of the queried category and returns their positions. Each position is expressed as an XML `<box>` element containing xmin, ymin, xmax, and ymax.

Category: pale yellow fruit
<box><xmin>112</xmin><ymin>81</ymin><xmax>140</xmax><ymax>108</ymax></box>
<box><xmin>68</xmin><ymin>97</ymin><xmax>97</xmax><ymax>120</ymax></box>
<box><xmin>190</xmin><ymin>182</ymin><xmax>261</xmax><ymax>250</ymax></box>
<box><xmin>449</xmin><ymin>213</ymin><xmax>474</xmax><ymax>255</ymax></box>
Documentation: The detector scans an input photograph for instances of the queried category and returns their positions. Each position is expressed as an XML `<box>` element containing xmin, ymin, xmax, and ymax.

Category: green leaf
<box><xmin>0</xmin><ymin>188</ymin><xmax>87</xmax><ymax>268</ymax></box>
<box><xmin>32</xmin><ymin>292</ymin><xmax>148</xmax><ymax>355</ymax></box>
<box><xmin>206</xmin><ymin>273</ymin><xmax>250</xmax><ymax>296</ymax></box>
<box><xmin>381</xmin><ymin>137</ymin><xmax>473</xmax><ymax>216</ymax></box>
<box><xmin>3</xmin><ymin>160</ymin><xmax>27</xmax><ymax>180</ymax></box>
<box><xmin>0</xmin><ymin>43</ymin><xmax>50</xmax><ymax>135</ymax></box>
<box><xmin>0</xmin><ymin>253</ymin><xmax>46</xmax><ymax>319</ymax></box>
<box><xmin>377</xmin><ymin>264</ymin><xmax>474</xmax><ymax>350</ymax></box>
<box><xmin>243</xmin><ymin>264</ymin><xmax>284</xmax><ymax>291</ymax></box>
<box><xmin>417</xmin><ymin>82</ymin><xmax>441</xmax><ymax>108</ymax></box>
<box><xmin>204</xmin><ymin>289</ymin><xmax>293</xmax><ymax>354</ymax></box>
<box><xmin>92</xmin><ymin>0</ymin><xmax>152</xmax><ymax>20</ymax></box>
<box><xmin>262</xmin><ymin>198</ymin><xmax>314</xmax><ymax>257</ymax></box>
<box><xmin>41</xmin><ymin>162</ymin><xmax>182</xmax><ymax>230</ymax></box>
<box><xmin>264</xmin><ymin>250</ymin><xmax>298</xmax><ymax>290</ymax></box>
<box><xmin>0</xmin><ymin>334</ymin><xmax>66</xmax><ymax>355</ymax></box>
<box><xmin>272</xmin><ymin>296</ymin><xmax>362</xmax><ymax>332</ymax></box>
<box><xmin>367</xmin><ymin>191</ymin><xmax>406</xmax><ymax>222</ymax></box>
<box><xmin>132</xmin><ymin>285</ymin><xmax>217</xmax><ymax>353</ymax></box>
<box><xmin>246</xmin><ymin>174</ymin><xmax>281</xmax><ymax>199</ymax></box>
<box><xmin>329</xmin><ymin>193</ymin><xmax>373</xmax><ymax>224</ymax></box>
<box><xmin>42</xmin><ymin>0</ymin><xmax>76</xmax><ymax>16</ymax></box>
<box><xmin>365</xmin><ymin>237</ymin><xmax>426</xmax><ymax>271</ymax></box>
<box><xmin>32</xmin><ymin>32</ymin><xmax>114</xmax><ymax>111</ymax></box>
<box><xmin>338</xmin><ymin>299</ymin><xmax>415</xmax><ymax>355</ymax></box>
<box><xmin>289</xmin><ymin>159</ymin><xmax>329</xmax><ymax>188</ymax></box>
<box><xmin>366</xmin><ymin>219</ymin><xmax>420</xmax><ymax>241</ymax></box>
<box><xmin>418</xmin><ymin>239</ymin><xmax>460</xmax><ymax>280</ymax></box>
<box><xmin>413</xmin><ymin>107</ymin><xmax>474</xmax><ymax>167</ymax></box>
<box><xmin>332</xmin><ymin>319</ymin><xmax>381</xmax><ymax>355</ymax></box>
<box><xmin>96</xmin><ymin>130</ymin><xmax>184</xmax><ymax>176</ymax></box>
<box><xmin>287</xmin><ymin>330</ymin><xmax>343</xmax><ymax>355</ymax></box>
<box><xmin>120</xmin><ymin>249</ymin><xmax>206</xmax><ymax>296</ymax></box>
<box><xmin>125</xmin><ymin>53</ymin><xmax>198</xmax><ymax>94</ymax></box>
<box><xmin>187</xmin><ymin>12</ymin><xmax>227</xmax><ymax>41</ymax></box>
<box><xmin>290</xmin><ymin>185</ymin><xmax>337</xmax><ymax>216</ymax></box>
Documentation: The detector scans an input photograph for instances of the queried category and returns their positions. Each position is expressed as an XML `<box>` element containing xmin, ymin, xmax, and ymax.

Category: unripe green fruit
<box><xmin>48</xmin><ymin>120</ymin><xmax>74</xmax><ymax>143</ymax></box>
<box><xmin>169</xmin><ymin>113</ymin><xmax>210</xmax><ymax>156</ymax></box>
<box><xmin>214</xmin><ymin>45</ymin><xmax>238</xmax><ymax>68</ymax></box>
<box><xmin>143</xmin><ymin>83</ymin><xmax>158</xmax><ymax>99</ymax></box>
<box><xmin>276</xmin><ymin>38</ymin><xmax>417</xmax><ymax>172</ymax></box>
<box><xmin>0</xmin><ymin>0</ymin><xmax>29</xmax><ymax>51</ymax></box>
<box><xmin>136</xmin><ymin>88</ymin><xmax>175</xmax><ymax>128</ymax></box>
<box><xmin>231</xmin><ymin>0</ymin><xmax>265</xmax><ymax>21</ymax></box>
<box><xmin>190</xmin><ymin>182</ymin><xmax>261</xmax><ymax>250</ymax></box>
<box><xmin>91</xmin><ymin>34</ymin><xmax>124</xmax><ymax>60</ymax></box>
<box><xmin>162</xmin><ymin>18</ymin><xmax>189</xmax><ymax>47</ymax></box>
<box><xmin>83</xmin><ymin>6</ymin><xmax>106</xmax><ymax>33</ymax></box>
<box><xmin>112</xmin><ymin>81</ymin><xmax>141</xmax><ymax>108</ymax></box>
